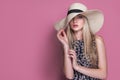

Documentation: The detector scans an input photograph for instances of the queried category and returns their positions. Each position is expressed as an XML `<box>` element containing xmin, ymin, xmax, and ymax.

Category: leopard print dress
<box><xmin>71</xmin><ymin>40</ymin><xmax>101</xmax><ymax>80</ymax></box>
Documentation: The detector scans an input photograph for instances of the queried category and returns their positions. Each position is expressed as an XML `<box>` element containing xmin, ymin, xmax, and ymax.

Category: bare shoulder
<box><xmin>95</xmin><ymin>35</ymin><xmax>106</xmax><ymax>58</ymax></box>
<box><xmin>95</xmin><ymin>35</ymin><xmax>105</xmax><ymax>45</ymax></box>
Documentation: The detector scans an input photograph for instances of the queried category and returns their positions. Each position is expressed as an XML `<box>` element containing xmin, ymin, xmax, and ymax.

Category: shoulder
<box><xmin>95</xmin><ymin>35</ymin><xmax>104</xmax><ymax>42</ymax></box>
<box><xmin>94</xmin><ymin>35</ymin><xmax>106</xmax><ymax>59</ymax></box>
<box><xmin>94</xmin><ymin>35</ymin><xmax>105</xmax><ymax>45</ymax></box>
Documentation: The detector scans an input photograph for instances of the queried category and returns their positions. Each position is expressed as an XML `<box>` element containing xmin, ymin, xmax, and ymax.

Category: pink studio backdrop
<box><xmin>0</xmin><ymin>0</ymin><xmax>119</xmax><ymax>80</ymax></box>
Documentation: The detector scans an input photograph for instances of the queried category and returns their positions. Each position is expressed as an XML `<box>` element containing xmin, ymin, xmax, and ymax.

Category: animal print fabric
<box><xmin>71</xmin><ymin>40</ymin><xmax>101</xmax><ymax>80</ymax></box>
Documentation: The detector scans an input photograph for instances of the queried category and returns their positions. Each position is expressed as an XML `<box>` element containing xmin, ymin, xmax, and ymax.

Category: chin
<box><xmin>72</xmin><ymin>28</ymin><xmax>83</xmax><ymax>32</ymax></box>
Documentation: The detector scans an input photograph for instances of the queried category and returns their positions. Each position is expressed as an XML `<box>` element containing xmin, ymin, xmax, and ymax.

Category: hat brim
<box><xmin>54</xmin><ymin>10</ymin><xmax>104</xmax><ymax>34</ymax></box>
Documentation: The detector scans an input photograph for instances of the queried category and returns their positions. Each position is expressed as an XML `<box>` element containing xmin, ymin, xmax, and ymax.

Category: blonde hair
<box><xmin>66</xmin><ymin>16</ymin><xmax>98</xmax><ymax>67</ymax></box>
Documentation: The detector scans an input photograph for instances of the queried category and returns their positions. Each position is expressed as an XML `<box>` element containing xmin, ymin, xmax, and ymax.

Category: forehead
<box><xmin>72</xmin><ymin>14</ymin><xmax>86</xmax><ymax>19</ymax></box>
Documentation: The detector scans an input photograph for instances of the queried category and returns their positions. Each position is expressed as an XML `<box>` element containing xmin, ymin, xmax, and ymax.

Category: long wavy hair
<box><xmin>66</xmin><ymin>15</ymin><xmax>98</xmax><ymax>67</ymax></box>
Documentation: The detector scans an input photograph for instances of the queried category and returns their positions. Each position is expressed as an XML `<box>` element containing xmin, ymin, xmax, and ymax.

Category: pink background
<box><xmin>0</xmin><ymin>0</ymin><xmax>119</xmax><ymax>80</ymax></box>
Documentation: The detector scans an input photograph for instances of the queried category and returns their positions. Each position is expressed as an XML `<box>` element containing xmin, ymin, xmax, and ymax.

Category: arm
<box><xmin>57</xmin><ymin>29</ymin><xmax>74</xmax><ymax>79</ymax></box>
<box><xmin>63</xmin><ymin>46</ymin><xmax>74</xmax><ymax>79</ymax></box>
<box><xmin>75</xmin><ymin>35</ymin><xmax>107</xmax><ymax>79</ymax></box>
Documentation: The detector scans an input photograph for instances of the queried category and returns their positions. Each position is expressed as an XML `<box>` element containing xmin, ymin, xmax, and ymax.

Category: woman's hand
<box><xmin>68</xmin><ymin>49</ymin><xmax>79</xmax><ymax>70</ymax></box>
<box><xmin>57</xmin><ymin>29</ymin><xmax>69</xmax><ymax>48</ymax></box>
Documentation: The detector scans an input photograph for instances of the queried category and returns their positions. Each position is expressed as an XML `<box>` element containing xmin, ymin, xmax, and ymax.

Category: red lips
<box><xmin>73</xmin><ymin>24</ymin><xmax>78</xmax><ymax>28</ymax></box>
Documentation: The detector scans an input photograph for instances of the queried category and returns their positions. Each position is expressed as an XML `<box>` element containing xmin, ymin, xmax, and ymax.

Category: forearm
<box><xmin>63</xmin><ymin>46</ymin><xmax>74</xmax><ymax>79</ymax></box>
<box><xmin>75</xmin><ymin>65</ymin><xmax>107</xmax><ymax>79</ymax></box>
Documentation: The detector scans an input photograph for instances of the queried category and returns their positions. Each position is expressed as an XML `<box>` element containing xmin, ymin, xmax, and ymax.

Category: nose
<box><xmin>72</xmin><ymin>17</ymin><xmax>77</xmax><ymax>23</ymax></box>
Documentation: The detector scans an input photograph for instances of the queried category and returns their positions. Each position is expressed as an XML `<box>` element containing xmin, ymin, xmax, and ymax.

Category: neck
<box><xmin>74</xmin><ymin>30</ymin><xmax>83</xmax><ymax>40</ymax></box>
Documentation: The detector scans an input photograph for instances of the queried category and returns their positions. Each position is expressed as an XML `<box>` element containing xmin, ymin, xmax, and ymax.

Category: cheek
<box><xmin>69</xmin><ymin>21</ymin><xmax>73</xmax><ymax>26</ymax></box>
<box><xmin>78</xmin><ymin>19</ymin><xmax>84</xmax><ymax>25</ymax></box>
<box><xmin>69</xmin><ymin>21</ymin><xmax>73</xmax><ymax>28</ymax></box>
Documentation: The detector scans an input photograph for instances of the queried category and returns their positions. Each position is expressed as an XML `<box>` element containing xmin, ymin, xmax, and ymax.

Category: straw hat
<box><xmin>54</xmin><ymin>3</ymin><xmax>104</xmax><ymax>34</ymax></box>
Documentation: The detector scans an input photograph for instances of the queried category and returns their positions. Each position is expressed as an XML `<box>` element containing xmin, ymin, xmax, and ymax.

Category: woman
<box><xmin>55</xmin><ymin>3</ymin><xmax>107</xmax><ymax>80</ymax></box>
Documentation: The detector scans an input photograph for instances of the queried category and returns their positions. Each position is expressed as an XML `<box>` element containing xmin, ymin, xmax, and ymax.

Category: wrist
<box><xmin>63</xmin><ymin>45</ymin><xmax>69</xmax><ymax>55</ymax></box>
<box><xmin>63</xmin><ymin>45</ymin><xmax>69</xmax><ymax>49</ymax></box>
<box><xmin>74</xmin><ymin>64</ymin><xmax>79</xmax><ymax>71</ymax></box>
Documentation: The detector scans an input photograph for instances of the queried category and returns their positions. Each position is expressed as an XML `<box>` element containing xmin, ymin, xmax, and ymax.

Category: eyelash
<box><xmin>78</xmin><ymin>15</ymin><xmax>83</xmax><ymax>18</ymax></box>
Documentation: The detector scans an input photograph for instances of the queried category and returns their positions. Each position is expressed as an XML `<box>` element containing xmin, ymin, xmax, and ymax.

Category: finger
<box><xmin>69</xmin><ymin>52</ymin><xmax>76</xmax><ymax>57</ymax></box>
<box><xmin>57</xmin><ymin>34</ymin><xmax>62</xmax><ymax>40</ymax></box>
<box><xmin>69</xmin><ymin>49</ymin><xmax>76</xmax><ymax>53</ymax></box>
<box><xmin>59</xmin><ymin>30</ymin><xmax>65</xmax><ymax>37</ymax></box>
<box><xmin>68</xmin><ymin>51</ymin><xmax>74</xmax><ymax>55</ymax></box>
<box><xmin>57</xmin><ymin>30</ymin><xmax>64</xmax><ymax>38</ymax></box>
<box><xmin>69</xmin><ymin>55</ymin><xmax>76</xmax><ymax>62</ymax></box>
<box><xmin>62</xmin><ymin>30</ymin><xmax>67</xmax><ymax>36</ymax></box>
<box><xmin>58</xmin><ymin>28</ymin><xmax>64</xmax><ymax>32</ymax></box>
<box><xmin>57</xmin><ymin>29</ymin><xmax>64</xmax><ymax>35</ymax></box>
<box><xmin>69</xmin><ymin>54</ymin><xmax>74</xmax><ymax>58</ymax></box>
<box><xmin>57</xmin><ymin>32</ymin><xmax>61</xmax><ymax>39</ymax></box>
<box><xmin>69</xmin><ymin>51</ymin><xmax>73</xmax><ymax>54</ymax></box>
<box><xmin>69</xmin><ymin>52</ymin><xmax>77</xmax><ymax>59</ymax></box>
<box><xmin>69</xmin><ymin>53</ymin><xmax>74</xmax><ymax>55</ymax></box>
<box><xmin>70</xmin><ymin>55</ymin><xmax>77</xmax><ymax>62</ymax></box>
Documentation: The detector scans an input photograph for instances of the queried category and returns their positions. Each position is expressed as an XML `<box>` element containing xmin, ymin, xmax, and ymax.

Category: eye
<box><xmin>78</xmin><ymin>15</ymin><xmax>83</xmax><ymax>18</ymax></box>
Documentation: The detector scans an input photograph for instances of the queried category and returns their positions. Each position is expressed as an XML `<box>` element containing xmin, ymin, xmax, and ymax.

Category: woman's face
<box><xmin>69</xmin><ymin>14</ymin><xmax>85</xmax><ymax>32</ymax></box>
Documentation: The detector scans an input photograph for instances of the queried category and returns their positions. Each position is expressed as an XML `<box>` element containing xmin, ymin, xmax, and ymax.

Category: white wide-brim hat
<box><xmin>54</xmin><ymin>3</ymin><xmax>104</xmax><ymax>34</ymax></box>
